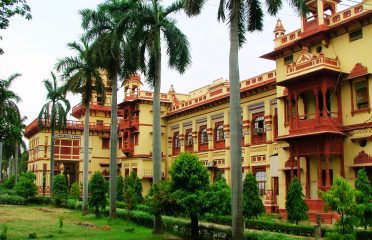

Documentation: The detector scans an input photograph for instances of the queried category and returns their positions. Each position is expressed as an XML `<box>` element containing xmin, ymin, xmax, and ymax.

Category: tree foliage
<box><xmin>205</xmin><ymin>174</ymin><xmax>231</xmax><ymax>216</ymax></box>
<box><xmin>320</xmin><ymin>176</ymin><xmax>359</xmax><ymax>234</ymax></box>
<box><xmin>145</xmin><ymin>180</ymin><xmax>178</xmax><ymax>216</ymax></box>
<box><xmin>53</xmin><ymin>174</ymin><xmax>68</xmax><ymax>207</ymax></box>
<box><xmin>116</xmin><ymin>175</ymin><xmax>124</xmax><ymax>202</ymax></box>
<box><xmin>88</xmin><ymin>172</ymin><xmax>108</xmax><ymax>217</ymax></box>
<box><xmin>355</xmin><ymin>169</ymin><xmax>372</xmax><ymax>229</ymax></box>
<box><xmin>170</xmin><ymin>152</ymin><xmax>210</xmax><ymax>240</ymax></box>
<box><xmin>14</xmin><ymin>171</ymin><xmax>37</xmax><ymax>200</ymax></box>
<box><xmin>243</xmin><ymin>172</ymin><xmax>265</xmax><ymax>219</ymax></box>
<box><xmin>69</xmin><ymin>182</ymin><xmax>80</xmax><ymax>200</ymax></box>
<box><xmin>123</xmin><ymin>172</ymin><xmax>143</xmax><ymax>210</ymax></box>
<box><xmin>285</xmin><ymin>177</ymin><xmax>308</xmax><ymax>225</ymax></box>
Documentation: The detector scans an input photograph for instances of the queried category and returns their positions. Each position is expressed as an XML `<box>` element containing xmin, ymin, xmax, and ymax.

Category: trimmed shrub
<box><xmin>53</xmin><ymin>174</ymin><xmax>68</xmax><ymax>207</ymax></box>
<box><xmin>3</xmin><ymin>175</ymin><xmax>16</xmax><ymax>189</ymax></box>
<box><xmin>69</xmin><ymin>182</ymin><xmax>80</xmax><ymax>200</ymax></box>
<box><xmin>325</xmin><ymin>231</ymin><xmax>355</xmax><ymax>240</ymax></box>
<box><xmin>135</xmin><ymin>204</ymin><xmax>150</xmax><ymax>212</ymax></box>
<box><xmin>243</xmin><ymin>172</ymin><xmax>265</xmax><ymax>219</ymax></box>
<box><xmin>14</xmin><ymin>172</ymin><xmax>37</xmax><ymax>201</ymax></box>
<box><xmin>88</xmin><ymin>172</ymin><xmax>108</xmax><ymax>217</ymax></box>
<box><xmin>0</xmin><ymin>188</ymin><xmax>16</xmax><ymax>196</ymax></box>
<box><xmin>286</xmin><ymin>177</ymin><xmax>308</xmax><ymax>225</ymax></box>
<box><xmin>116</xmin><ymin>201</ymin><xmax>126</xmax><ymax>209</ymax></box>
<box><xmin>0</xmin><ymin>194</ymin><xmax>25</xmax><ymax>205</ymax></box>
<box><xmin>27</xmin><ymin>196</ymin><xmax>52</xmax><ymax>205</ymax></box>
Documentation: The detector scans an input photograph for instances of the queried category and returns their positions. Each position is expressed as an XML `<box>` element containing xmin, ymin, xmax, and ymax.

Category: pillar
<box><xmin>179</xmin><ymin>122</ymin><xmax>184</xmax><ymax>152</ymax></box>
<box><xmin>296</xmin><ymin>144</ymin><xmax>300</xmax><ymax>182</ymax></box>
<box><xmin>305</xmin><ymin>157</ymin><xmax>310</xmax><ymax>198</ymax></box>
<box><xmin>192</xmin><ymin>119</ymin><xmax>198</xmax><ymax>152</ymax></box>
<box><xmin>325</xmin><ymin>154</ymin><xmax>330</xmax><ymax>189</ymax></box>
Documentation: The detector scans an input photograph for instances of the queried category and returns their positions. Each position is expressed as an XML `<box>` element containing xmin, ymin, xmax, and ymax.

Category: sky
<box><xmin>0</xmin><ymin>0</ymin><xmax>356</xmax><ymax>126</ymax></box>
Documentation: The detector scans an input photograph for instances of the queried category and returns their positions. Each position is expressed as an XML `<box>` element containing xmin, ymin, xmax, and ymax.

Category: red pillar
<box><xmin>289</xmin><ymin>95</ymin><xmax>293</xmax><ymax>128</ymax></box>
<box><xmin>322</xmin><ymin>88</ymin><xmax>327</xmax><ymax>117</ymax></box>
<box><xmin>295</xmin><ymin>92</ymin><xmax>299</xmax><ymax>127</ymax></box>
<box><xmin>317</xmin><ymin>142</ymin><xmax>322</xmax><ymax>191</ymax></box>
<box><xmin>325</xmin><ymin>154</ymin><xmax>331</xmax><ymax>189</ymax></box>
<box><xmin>290</xmin><ymin>147</ymin><xmax>294</xmax><ymax>180</ymax></box>
<box><xmin>340</xmin><ymin>143</ymin><xmax>345</xmax><ymax>177</ymax></box>
<box><xmin>314</xmin><ymin>88</ymin><xmax>320</xmax><ymax>125</ymax></box>
<box><xmin>305</xmin><ymin>157</ymin><xmax>310</xmax><ymax>198</ymax></box>
<box><xmin>296</xmin><ymin>144</ymin><xmax>300</xmax><ymax>182</ymax></box>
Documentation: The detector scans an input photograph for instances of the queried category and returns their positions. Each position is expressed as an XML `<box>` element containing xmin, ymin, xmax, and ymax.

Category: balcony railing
<box><xmin>286</xmin><ymin>54</ymin><xmax>340</xmax><ymax>79</ymax></box>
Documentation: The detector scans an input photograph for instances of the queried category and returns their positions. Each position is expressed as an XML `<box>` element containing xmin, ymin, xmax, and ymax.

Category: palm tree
<box><xmin>184</xmin><ymin>0</ymin><xmax>307</xmax><ymax>238</ymax></box>
<box><xmin>0</xmin><ymin>73</ymin><xmax>21</xmax><ymax>181</ymax></box>
<box><xmin>56</xmin><ymin>37</ymin><xmax>106</xmax><ymax>214</ymax></box>
<box><xmin>38</xmin><ymin>72</ymin><xmax>70</xmax><ymax>195</ymax></box>
<box><xmin>115</xmin><ymin>0</ymin><xmax>191</xmax><ymax>232</ymax></box>
<box><xmin>79</xmin><ymin>0</ymin><xmax>134</xmax><ymax>217</ymax></box>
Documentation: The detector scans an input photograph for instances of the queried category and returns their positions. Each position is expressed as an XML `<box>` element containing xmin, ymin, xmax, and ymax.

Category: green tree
<box><xmin>286</xmin><ymin>177</ymin><xmax>308</xmax><ymax>225</ymax></box>
<box><xmin>56</xmin><ymin>37</ymin><xmax>106</xmax><ymax>214</ymax></box>
<box><xmin>69</xmin><ymin>182</ymin><xmax>80</xmax><ymax>200</ymax></box>
<box><xmin>123</xmin><ymin>172</ymin><xmax>143</xmax><ymax>209</ymax></box>
<box><xmin>355</xmin><ymin>168</ymin><xmax>372</xmax><ymax>229</ymax></box>
<box><xmin>243</xmin><ymin>172</ymin><xmax>265</xmax><ymax>219</ymax></box>
<box><xmin>0</xmin><ymin>73</ymin><xmax>21</xmax><ymax>181</ymax></box>
<box><xmin>37</xmin><ymin>72</ymin><xmax>70</xmax><ymax>195</ymax></box>
<box><xmin>183</xmin><ymin>0</ymin><xmax>307</xmax><ymax>238</ymax></box>
<box><xmin>14</xmin><ymin>171</ymin><xmax>37</xmax><ymax>201</ymax></box>
<box><xmin>120</xmin><ymin>0</ymin><xmax>192</xmax><ymax>231</ymax></box>
<box><xmin>170</xmin><ymin>152</ymin><xmax>210</xmax><ymax>240</ymax></box>
<box><xmin>145</xmin><ymin>180</ymin><xmax>178</xmax><ymax>217</ymax></box>
<box><xmin>88</xmin><ymin>172</ymin><xmax>108</xmax><ymax>217</ymax></box>
<box><xmin>53</xmin><ymin>174</ymin><xmax>68</xmax><ymax>207</ymax></box>
<box><xmin>0</xmin><ymin>0</ymin><xmax>31</xmax><ymax>54</ymax></box>
<box><xmin>320</xmin><ymin>176</ymin><xmax>358</xmax><ymax>234</ymax></box>
<box><xmin>205</xmin><ymin>174</ymin><xmax>231</xmax><ymax>216</ymax></box>
<box><xmin>18</xmin><ymin>151</ymin><xmax>28</xmax><ymax>174</ymax></box>
<box><xmin>3</xmin><ymin>175</ymin><xmax>15</xmax><ymax>189</ymax></box>
<box><xmin>117</xmin><ymin>175</ymin><xmax>124</xmax><ymax>202</ymax></box>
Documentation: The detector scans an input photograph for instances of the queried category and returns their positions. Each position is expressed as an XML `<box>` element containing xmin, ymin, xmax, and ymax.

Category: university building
<box><xmin>25</xmin><ymin>0</ymin><xmax>372</xmax><ymax>223</ymax></box>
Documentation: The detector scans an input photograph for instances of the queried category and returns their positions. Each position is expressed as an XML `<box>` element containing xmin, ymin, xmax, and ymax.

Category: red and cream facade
<box><xmin>25</xmin><ymin>0</ymin><xmax>372</xmax><ymax>223</ymax></box>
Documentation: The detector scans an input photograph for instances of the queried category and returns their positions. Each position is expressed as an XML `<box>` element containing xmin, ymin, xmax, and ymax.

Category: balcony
<box><xmin>119</xmin><ymin>119</ymin><xmax>130</xmax><ymax>129</ymax></box>
<box><xmin>122</xmin><ymin>140</ymin><xmax>134</xmax><ymax>154</ymax></box>
<box><xmin>71</xmin><ymin>102</ymin><xmax>111</xmax><ymax>118</ymax></box>
<box><xmin>286</xmin><ymin>53</ymin><xmax>340</xmax><ymax>80</ymax></box>
<box><xmin>119</xmin><ymin>116</ymin><xmax>139</xmax><ymax>130</ymax></box>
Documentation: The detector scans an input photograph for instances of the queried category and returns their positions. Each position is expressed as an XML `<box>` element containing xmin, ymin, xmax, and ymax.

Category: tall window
<box><xmin>173</xmin><ymin>132</ymin><xmax>180</xmax><ymax>149</ymax></box>
<box><xmin>200</xmin><ymin>127</ymin><xmax>208</xmax><ymax>144</ymax></box>
<box><xmin>215</xmin><ymin>124</ymin><xmax>224</xmax><ymax>141</ymax></box>
<box><xmin>355</xmin><ymin>80</ymin><xmax>369</xmax><ymax>110</ymax></box>
<box><xmin>255</xmin><ymin>171</ymin><xmax>267</xmax><ymax>195</ymax></box>
<box><xmin>102</xmin><ymin>138</ymin><xmax>109</xmax><ymax>149</ymax></box>
<box><xmin>253</xmin><ymin>115</ymin><xmax>265</xmax><ymax>135</ymax></box>
<box><xmin>185</xmin><ymin>130</ymin><xmax>193</xmax><ymax>146</ymax></box>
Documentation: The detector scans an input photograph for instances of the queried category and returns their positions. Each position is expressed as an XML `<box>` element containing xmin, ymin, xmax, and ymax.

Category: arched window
<box><xmin>173</xmin><ymin>133</ymin><xmax>180</xmax><ymax>148</ymax></box>
<box><xmin>200</xmin><ymin>127</ymin><xmax>208</xmax><ymax>144</ymax></box>
<box><xmin>215</xmin><ymin>124</ymin><xmax>224</xmax><ymax>141</ymax></box>
<box><xmin>255</xmin><ymin>171</ymin><xmax>266</xmax><ymax>195</ymax></box>
<box><xmin>253</xmin><ymin>115</ymin><xmax>265</xmax><ymax>135</ymax></box>
<box><xmin>186</xmin><ymin>130</ymin><xmax>193</xmax><ymax>146</ymax></box>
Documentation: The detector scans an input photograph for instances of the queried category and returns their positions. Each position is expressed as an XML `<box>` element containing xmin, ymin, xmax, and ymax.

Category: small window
<box><xmin>253</xmin><ymin>116</ymin><xmax>265</xmax><ymax>135</ymax></box>
<box><xmin>97</xmin><ymin>120</ymin><xmax>104</xmax><ymax>126</ymax></box>
<box><xmin>102</xmin><ymin>138</ymin><xmax>109</xmax><ymax>149</ymax></box>
<box><xmin>200</xmin><ymin>127</ymin><xmax>208</xmax><ymax>144</ymax></box>
<box><xmin>173</xmin><ymin>132</ymin><xmax>180</xmax><ymax>149</ymax></box>
<box><xmin>355</xmin><ymin>80</ymin><xmax>369</xmax><ymax>109</ymax></box>
<box><xmin>215</xmin><ymin>124</ymin><xmax>224</xmax><ymax>141</ymax></box>
<box><xmin>284</xmin><ymin>55</ymin><xmax>293</xmax><ymax>65</ymax></box>
<box><xmin>185</xmin><ymin>130</ymin><xmax>193</xmax><ymax>146</ymax></box>
<box><xmin>256</xmin><ymin>171</ymin><xmax>267</xmax><ymax>195</ymax></box>
<box><xmin>349</xmin><ymin>29</ymin><xmax>363</xmax><ymax>42</ymax></box>
<box><xmin>321</xmin><ymin>169</ymin><xmax>334</xmax><ymax>186</ymax></box>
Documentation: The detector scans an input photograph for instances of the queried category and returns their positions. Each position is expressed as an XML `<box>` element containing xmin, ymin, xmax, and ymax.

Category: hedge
<box><xmin>103</xmin><ymin>209</ymin><xmax>302</xmax><ymax>240</ymax></box>
<box><xmin>0</xmin><ymin>194</ymin><xmax>25</xmax><ymax>205</ymax></box>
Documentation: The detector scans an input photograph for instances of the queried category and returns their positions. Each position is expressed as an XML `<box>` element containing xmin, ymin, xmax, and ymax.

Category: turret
<box><xmin>123</xmin><ymin>74</ymin><xmax>142</xmax><ymax>97</ymax></box>
<box><xmin>274</xmin><ymin>19</ymin><xmax>286</xmax><ymax>39</ymax></box>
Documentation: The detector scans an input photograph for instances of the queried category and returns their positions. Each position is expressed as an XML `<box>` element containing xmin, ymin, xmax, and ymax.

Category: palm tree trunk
<box><xmin>82</xmin><ymin>105</ymin><xmax>90</xmax><ymax>214</ymax></box>
<box><xmin>0</xmin><ymin>141</ymin><xmax>3</xmax><ymax>181</ymax></box>
<box><xmin>50</xmin><ymin>121</ymin><xmax>56</xmax><ymax>195</ymax></box>
<box><xmin>152</xmin><ymin>28</ymin><xmax>163</xmax><ymax>234</ymax></box>
<box><xmin>14</xmin><ymin>141</ymin><xmax>18</xmax><ymax>182</ymax></box>
<box><xmin>229</xmin><ymin>3</ymin><xmax>244</xmax><ymax>240</ymax></box>
<box><xmin>109</xmin><ymin>68</ymin><xmax>118</xmax><ymax>218</ymax></box>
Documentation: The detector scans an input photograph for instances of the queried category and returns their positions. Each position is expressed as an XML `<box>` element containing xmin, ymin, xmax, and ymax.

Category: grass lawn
<box><xmin>0</xmin><ymin>205</ymin><xmax>176</xmax><ymax>240</ymax></box>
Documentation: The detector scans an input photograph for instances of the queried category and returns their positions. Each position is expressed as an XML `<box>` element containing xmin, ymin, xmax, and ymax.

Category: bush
<box><xmin>325</xmin><ymin>231</ymin><xmax>355</xmax><ymax>240</ymax></box>
<box><xmin>0</xmin><ymin>225</ymin><xmax>7</xmax><ymax>240</ymax></box>
<box><xmin>135</xmin><ymin>204</ymin><xmax>150</xmax><ymax>212</ymax></box>
<box><xmin>27</xmin><ymin>196</ymin><xmax>52</xmax><ymax>205</ymax></box>
<box><xmin>0</xmin><ymin>188</ymin><xmax>16</xmax><ymax>196</ymax></box>
<box><xmin>286</xmin><ymin>177</ymin><xmax>308</xmax><ymax>225</ymax></box>
<box><xmin>0</xmin><ymin>194</ymin><xmax>25</xmax><ymax>205</ymax></box>
<box><xmin>116</xmin><ymin>201</ymin><xmax>126</xmax><ymax>209</ymax></box>
<box><xmin>3</xmin><ymin>175</ymin><xmax>16</xmax><ymax>189</ymax></box>
<box><xmin>103</xmin><ymin>208</ymin><xmax>302</xmax><ymax>240</ymax></box>
<box><xmin>243</xmin><ymin>172</ymin><xmax>265</xmax><ymax>219</ymax></box>
<box><xmin>53</xmin><ymin>174</ymin><xmax>68</xmax><ymax>207</ymax></box>
<box><xmin>69</xmin><ymin>182</ymin><xmax>80</xmax><ymax>200</ymax></box>
<box><xmin>89</xmin><ymin>172</ymin><xmax>108</xmax><ymax>217</ymax></box>
<box><xmin>117</xmin><ymin>176</ymin><xmax>124</xmax><ymax>202</ymax></box>
<box><xmin>14</xmin><ymin>172</ymin><xmax>37</xmax><ymax>202</ymax></box>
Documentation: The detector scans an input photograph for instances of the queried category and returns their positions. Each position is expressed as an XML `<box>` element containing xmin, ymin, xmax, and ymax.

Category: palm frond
<box><xmin>182</xmin><ymin>0</ymin><xmax>206</xmax><ymax>16</ymax></box>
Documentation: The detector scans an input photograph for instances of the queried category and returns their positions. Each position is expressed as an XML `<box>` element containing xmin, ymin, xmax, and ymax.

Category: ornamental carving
<box><xmin>284</xmin><ymin>158</ymin><xmax>298</xmax><ymax>168</ymax></box>
<box><xmin>295</xmin><ymin>47</ymin><xmax>313</xmax><ymax>64</ymax></box>
<box><xmin>354</xmin><ymin>151</ymin><xmax>372</xmax><ymax>164</ymax></box>
<box><xmin>348</xmin><ymin>63</ymin><xmax>369</xmax><ymax>79</ymax></box>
